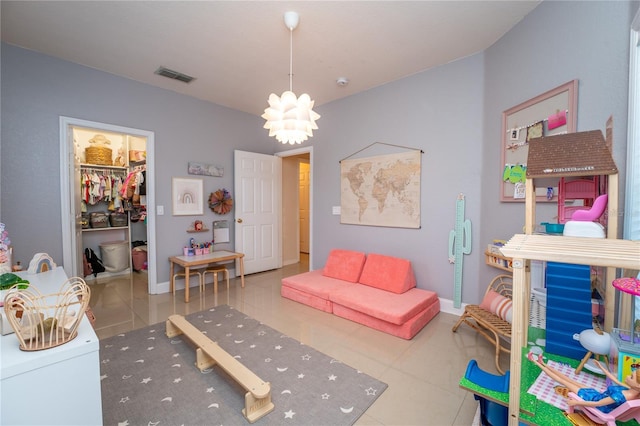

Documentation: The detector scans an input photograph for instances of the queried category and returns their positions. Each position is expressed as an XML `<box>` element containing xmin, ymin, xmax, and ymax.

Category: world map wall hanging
<box><xmin>340</xmin><ymin>149</ymin><xmax>421</xmax><ymax>228</ymax></box>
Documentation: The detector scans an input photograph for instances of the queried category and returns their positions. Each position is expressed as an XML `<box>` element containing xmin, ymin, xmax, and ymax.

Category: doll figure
<box><xmin>529</xmin><ymin>352</ymin><xmax>640</xmax><ymax>413</ymax></box>
<box><xmin>114</xmin><ymin>146</ymin><xmax>126</xmax><ymax>167</ymax></box>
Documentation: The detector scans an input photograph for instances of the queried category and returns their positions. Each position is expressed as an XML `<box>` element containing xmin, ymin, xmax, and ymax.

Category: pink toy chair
<box><xmin>570</xmin><ymin>194</ymin><xmax>608</xmax><ymax>222</ymax></box>
<box><xmin>567</xmin><ymin>392</ymin><xmax>640</xmax><ymax>426</ymax></box>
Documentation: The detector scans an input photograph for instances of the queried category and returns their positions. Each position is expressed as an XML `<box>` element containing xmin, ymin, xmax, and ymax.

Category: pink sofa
<box><xmin>281</xmin><ymin>249</ymin><xmax>440</xmax><ymax>339</ymax></box>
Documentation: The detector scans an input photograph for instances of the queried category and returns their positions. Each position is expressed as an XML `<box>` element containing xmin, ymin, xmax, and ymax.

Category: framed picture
<box><xmin>172</xmin><ymin>177</ymin><xmax>204</xmax><ymax>215</ymax></box>
<box><xmin>188</xmin><ymin>161</ymin><xmax>224</xmax><ymax>177</ymax></box>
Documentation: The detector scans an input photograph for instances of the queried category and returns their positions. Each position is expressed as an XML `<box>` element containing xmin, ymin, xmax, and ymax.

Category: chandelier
<box><xmin>262</xmin><ymin>11</ymin><xmax>320</xmax><ymax>145</ymax></box>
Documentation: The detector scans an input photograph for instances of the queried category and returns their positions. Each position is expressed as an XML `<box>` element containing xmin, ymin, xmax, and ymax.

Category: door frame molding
<box><xmin>59</xmin><ymin>116</ymin><xmax>157</xmax><ymax>293</ymax></box>
<box><xmin>276</xmin><ymin>146</ymin><xmax>313</xmax><ymax>269</ymax></box>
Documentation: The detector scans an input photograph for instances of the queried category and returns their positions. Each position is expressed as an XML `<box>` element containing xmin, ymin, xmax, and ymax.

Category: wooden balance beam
<box><xmin>166</xmin><ymin>314</ymin><xmax>274</xmax><ymax>423</ymax></box>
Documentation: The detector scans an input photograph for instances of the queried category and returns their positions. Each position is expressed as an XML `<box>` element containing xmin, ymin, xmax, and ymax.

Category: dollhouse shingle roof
<box><xmin>526</xmin><ymin>130</ymin><xmax>618</xmax><ymax>178</ymax></box>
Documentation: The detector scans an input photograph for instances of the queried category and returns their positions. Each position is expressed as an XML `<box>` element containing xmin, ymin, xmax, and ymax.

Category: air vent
<box><xmin>154</xmin><ymin>66</ymin><xmax>195</xmax><ymax>84</ymax></box>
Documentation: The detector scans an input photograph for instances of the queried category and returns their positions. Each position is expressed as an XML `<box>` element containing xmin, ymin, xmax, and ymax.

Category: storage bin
<box><xmin>129</xmin><ymin>150</ymin><xmax>145</xmax><ymax>162</ymax></box>
<box><xmin>85</xmin><ymin>134</ymin><xmax>113</xmax><ymax>166</ymax></box>
<box><xmin>85</xmin><ymin>146</ymin><xmax>112</xmax><ymax>165</ymax></box>
<box><xmin>132</xmin><ymin>248</ymin><xmax>147</xmax><ymax>271</ymax></box>
<box><xmin>109</xmin><ymin>212</ymin><xmax>127</xmax><ymax>227</ymax></box>
<box><xmin>99</xmin><ymin>241</ymin><xmax>129</xmax><ymax>273</ymax></box>
<box><xmin>90</xmin><ymin>212</ymin><xmax>109</xmax><ymax>228</ymax></box>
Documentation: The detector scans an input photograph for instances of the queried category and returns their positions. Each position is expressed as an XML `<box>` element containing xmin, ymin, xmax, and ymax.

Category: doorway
<box><xmin>59</xmin><ymin>117</ymin><xmax>157</xmax><ymax>293</ymax></box>
<box><xmin>278</xmin><ymin>147</ymin><xmax>312</xmax><ymax>268</ymax></box>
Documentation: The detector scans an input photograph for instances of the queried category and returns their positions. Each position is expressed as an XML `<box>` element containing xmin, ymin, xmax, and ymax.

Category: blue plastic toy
<box><xmin>465</xmin><ymin>360</ymin><xmax>510</xmax><ymax>426</ymax></box>
<box><xmin>464</xmin><ymin>359</ymin><xmax>510</xmax><ymax>392</ymax></box>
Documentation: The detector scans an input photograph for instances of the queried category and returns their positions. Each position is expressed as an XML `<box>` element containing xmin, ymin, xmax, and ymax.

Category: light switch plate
<box><xmin>157</xmin><ymin>205</ymin><xmax>164</xmax><ymax>215</ymax></box>
<box><xmin>332</xmin><ymin>206</ymin><xmax>341</xmax><ymax>215</ymax></box>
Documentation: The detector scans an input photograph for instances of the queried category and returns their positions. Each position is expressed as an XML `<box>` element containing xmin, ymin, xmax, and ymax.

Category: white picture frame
<box><xmin>172</xmin><ymin>177</ymin><xmax>204</xmax><ymax>216</ymax></box>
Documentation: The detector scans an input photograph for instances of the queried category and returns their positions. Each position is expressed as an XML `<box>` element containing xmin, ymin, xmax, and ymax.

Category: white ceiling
<box><xmin>1</xmin><ymin>1</ymin><xmax>540</xmax><ymax>117</ymax></box>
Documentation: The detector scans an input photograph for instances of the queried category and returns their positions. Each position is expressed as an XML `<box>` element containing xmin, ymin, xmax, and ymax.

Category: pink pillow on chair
<box><xmin>479</xmin><ymin>290</ymin><xmax>513</xmax><ymax>323</ymax></box>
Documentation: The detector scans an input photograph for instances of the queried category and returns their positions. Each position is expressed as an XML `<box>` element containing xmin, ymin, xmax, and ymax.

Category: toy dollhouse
<box><xmin>498</xmin><ymin>129</ymin><xmax>640</xmax><ymax>424</ymax></box>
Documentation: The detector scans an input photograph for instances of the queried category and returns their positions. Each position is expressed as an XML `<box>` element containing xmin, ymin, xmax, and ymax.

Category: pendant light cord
<box><xmin>289</xmin><ymin>27</ymin><xmax>294</xmax><ymax>92</ymax></box>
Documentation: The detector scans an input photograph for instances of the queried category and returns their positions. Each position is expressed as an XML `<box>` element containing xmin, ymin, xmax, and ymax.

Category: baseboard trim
<box><xmin>439</xmin><ymin>297</ymin><xmax>466</xmax><ymax>317</ymax></box>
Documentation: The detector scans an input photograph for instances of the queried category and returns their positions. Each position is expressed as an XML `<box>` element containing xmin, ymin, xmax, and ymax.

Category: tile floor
<box><xmin>88</xmin><ymin>255</ymin><xmax>507</xmax><ymax>425</ymax></box>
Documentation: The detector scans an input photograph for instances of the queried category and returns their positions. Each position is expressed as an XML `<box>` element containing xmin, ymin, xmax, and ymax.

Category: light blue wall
<box><xmin>1</xmin><ymin>1</ymin><xmax>636</xmax><ymax>304</ymax></box>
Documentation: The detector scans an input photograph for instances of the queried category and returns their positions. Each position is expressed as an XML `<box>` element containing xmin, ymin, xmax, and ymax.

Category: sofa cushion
<box><xmin>330</xmin><ymin>285</ymin><xmax>436</xmax><ymax>325</ymax></box>
<box><xmin>282</xmin><ymin>270</ymin><xmax>353</xmax><ymax>300</ymax></box>
<box><xmin>332</xmin><ymin>298</ymin><xmax>440</xmax><ymax>339</ymax></box>
<box><xmin>281</xmin><ymin>285</ymin><xmax>334</xmax><ymax>313</ymax></box>
<box><xmin>358</xmin><ymin>253</ymin><xmax>416</xmax><ymax>294</ymax></box>
<box><xmin>322</xmin><ymin>249</ymin><xmax>366</xmax><ymax>283</ymax></box>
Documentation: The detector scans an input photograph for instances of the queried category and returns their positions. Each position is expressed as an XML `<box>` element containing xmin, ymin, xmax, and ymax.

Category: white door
<box><xmin>73</xmin><ymin>148</ymin><xmax>84</xmax><ymax>274</ymax></box>
<box><xmin>234</xmin><ymin>150</ymin><xmax>281</xmax><ymax>274</ymax></box>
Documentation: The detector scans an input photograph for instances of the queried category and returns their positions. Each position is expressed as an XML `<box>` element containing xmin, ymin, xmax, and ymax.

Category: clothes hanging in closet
<box><xmin>120</xmin><ymin>168</ymin><xmax>145</xmax><ymax>206</ymax></box>
<box><xmin>80</xmin><ymin>169</ymin><xmax>126</xmax><ymax>210</ymax></box>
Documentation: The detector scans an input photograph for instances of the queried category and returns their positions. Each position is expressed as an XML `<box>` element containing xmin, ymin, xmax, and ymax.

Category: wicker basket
<box><xmin>90</xmin><ymin>212</ymin><xmax>109</xmax><ymax>228</ymax></box>
<box><xmin>109</xmin><ymin>212</ymin><xmax>128</xmax><ymax>227</ymax></box>
<box><xmin>85</xmin><ymin>146</ymin><xmax>113</xmax><ymax>166</ymax></box>
<box><xmin>2</xmin><ymin>277</ymin><xmax>90</xmax><ymax>351</ymax></box>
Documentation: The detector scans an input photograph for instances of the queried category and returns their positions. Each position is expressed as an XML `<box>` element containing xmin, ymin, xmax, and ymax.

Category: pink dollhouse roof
<box><xmin>526</xmin><ymin>130</ymin><xmax>618</xmax><ymax>178</ymax></box>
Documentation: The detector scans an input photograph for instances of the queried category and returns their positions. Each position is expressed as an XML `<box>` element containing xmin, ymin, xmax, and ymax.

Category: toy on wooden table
<box><xmin>571</xmin><ymin>194</ymin><xmax>608</xmax><ymax>222</ymax></box>
<box><xmin>0</xmin><ymin>223</ymin><xmax>11</xmax><ymax>274</ymax></box>
<box><xmin>464</xmin><ymin>360</ymin><xmax>510</xmax><ymax>426</ymax></box>
<box><xmin>563</xmin><ymin>194</ymin><xmax>608</xmax><ymax>238</ymax></box>
<box><xmin>27</xmin><ymin>253</ymin><xmax>56</xmax><ymax>274</ymax></box>
<box><xmin>528</xmin><ymin>353</ymin><xmax>640</xmax><ymax>416</ymax></box>
<box><xmin>464</xmin><ymin>359</ymin><xmax>510</xmax><ymax>392</ymax></box>
<box><xmin>609</xmin><ymin>277</ymin><xmax>640</xmax><ymax>383</ymax></box>
<box><xmin>4</xmin><ymin>277</ymin><xmax>90</xmax><ymax>351</ymax></box>
<box><xmin>566</xmin><ymin>392</ymin><xmax>640</xmax><ymax>426</ymax></box>
<box><xmin>576</xmin><ymin>326</ymin><xmax>610</xmax><ymax>374</ymax></box>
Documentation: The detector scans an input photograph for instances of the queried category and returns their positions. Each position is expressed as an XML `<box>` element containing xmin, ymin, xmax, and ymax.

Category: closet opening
<box><xmin>59</xmin><ymin>117</ymin><xmax>157</xmax><ymax>294</ymax></box>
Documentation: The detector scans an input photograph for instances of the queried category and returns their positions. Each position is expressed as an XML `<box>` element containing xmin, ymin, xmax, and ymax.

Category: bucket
<box><xmin>100</xmin><ymin>241</ymin><xmax>129</xmax><ymax>272</ymax></box>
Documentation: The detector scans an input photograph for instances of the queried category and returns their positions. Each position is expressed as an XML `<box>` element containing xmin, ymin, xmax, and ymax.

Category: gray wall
<box><xmin>288</xmin><ymin>0</ymin><xmax>636</xmax><ymax>304</ymax></box>
<box><xmin>479</xmin><ymin>0</ymin><xmax>636</xmax><ymax>295</ymax></box>
<box><xmin>303</xmin><ymin>53</ymin><xmax>485</xmax><ymax>304</ymax></box>
<box><xmin>1</xmin><ymin>43</ymin><xmax>274</xmax><ymax>284</ymax></box>
<box><xmin>2</xmin><ymin>0</ymin><xmax>636</xmax><ymax>305</ymax></box>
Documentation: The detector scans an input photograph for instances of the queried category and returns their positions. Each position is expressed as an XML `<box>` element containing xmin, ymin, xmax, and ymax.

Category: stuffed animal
<box><xmin>114</xmin><ymin>146</ymin><xmax>126</xmax><ymax>167</ymax></box>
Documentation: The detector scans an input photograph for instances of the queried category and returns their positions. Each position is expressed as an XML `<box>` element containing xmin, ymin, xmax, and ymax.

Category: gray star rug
<box><xmin>100</xmin><ymin>304</ymin><xmax>387</xmax><ymax>425</ymax></box>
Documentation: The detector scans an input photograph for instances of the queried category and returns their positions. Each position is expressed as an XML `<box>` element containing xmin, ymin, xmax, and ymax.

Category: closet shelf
<box><xmin>82</xmin><ymin>226</ymin><xmax>128</xmax><ymax>232</ymax></box>
<box><xmin>80</xmin><ymin>163</ymin><xmax>127</xmax><ymax>171</ymax></box>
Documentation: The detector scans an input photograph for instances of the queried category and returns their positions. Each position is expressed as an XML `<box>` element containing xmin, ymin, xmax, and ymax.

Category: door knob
<box><xmin>237</xmin><ymin>218</ymin><xmax>243</xmax><ymax>223</ymax></box>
